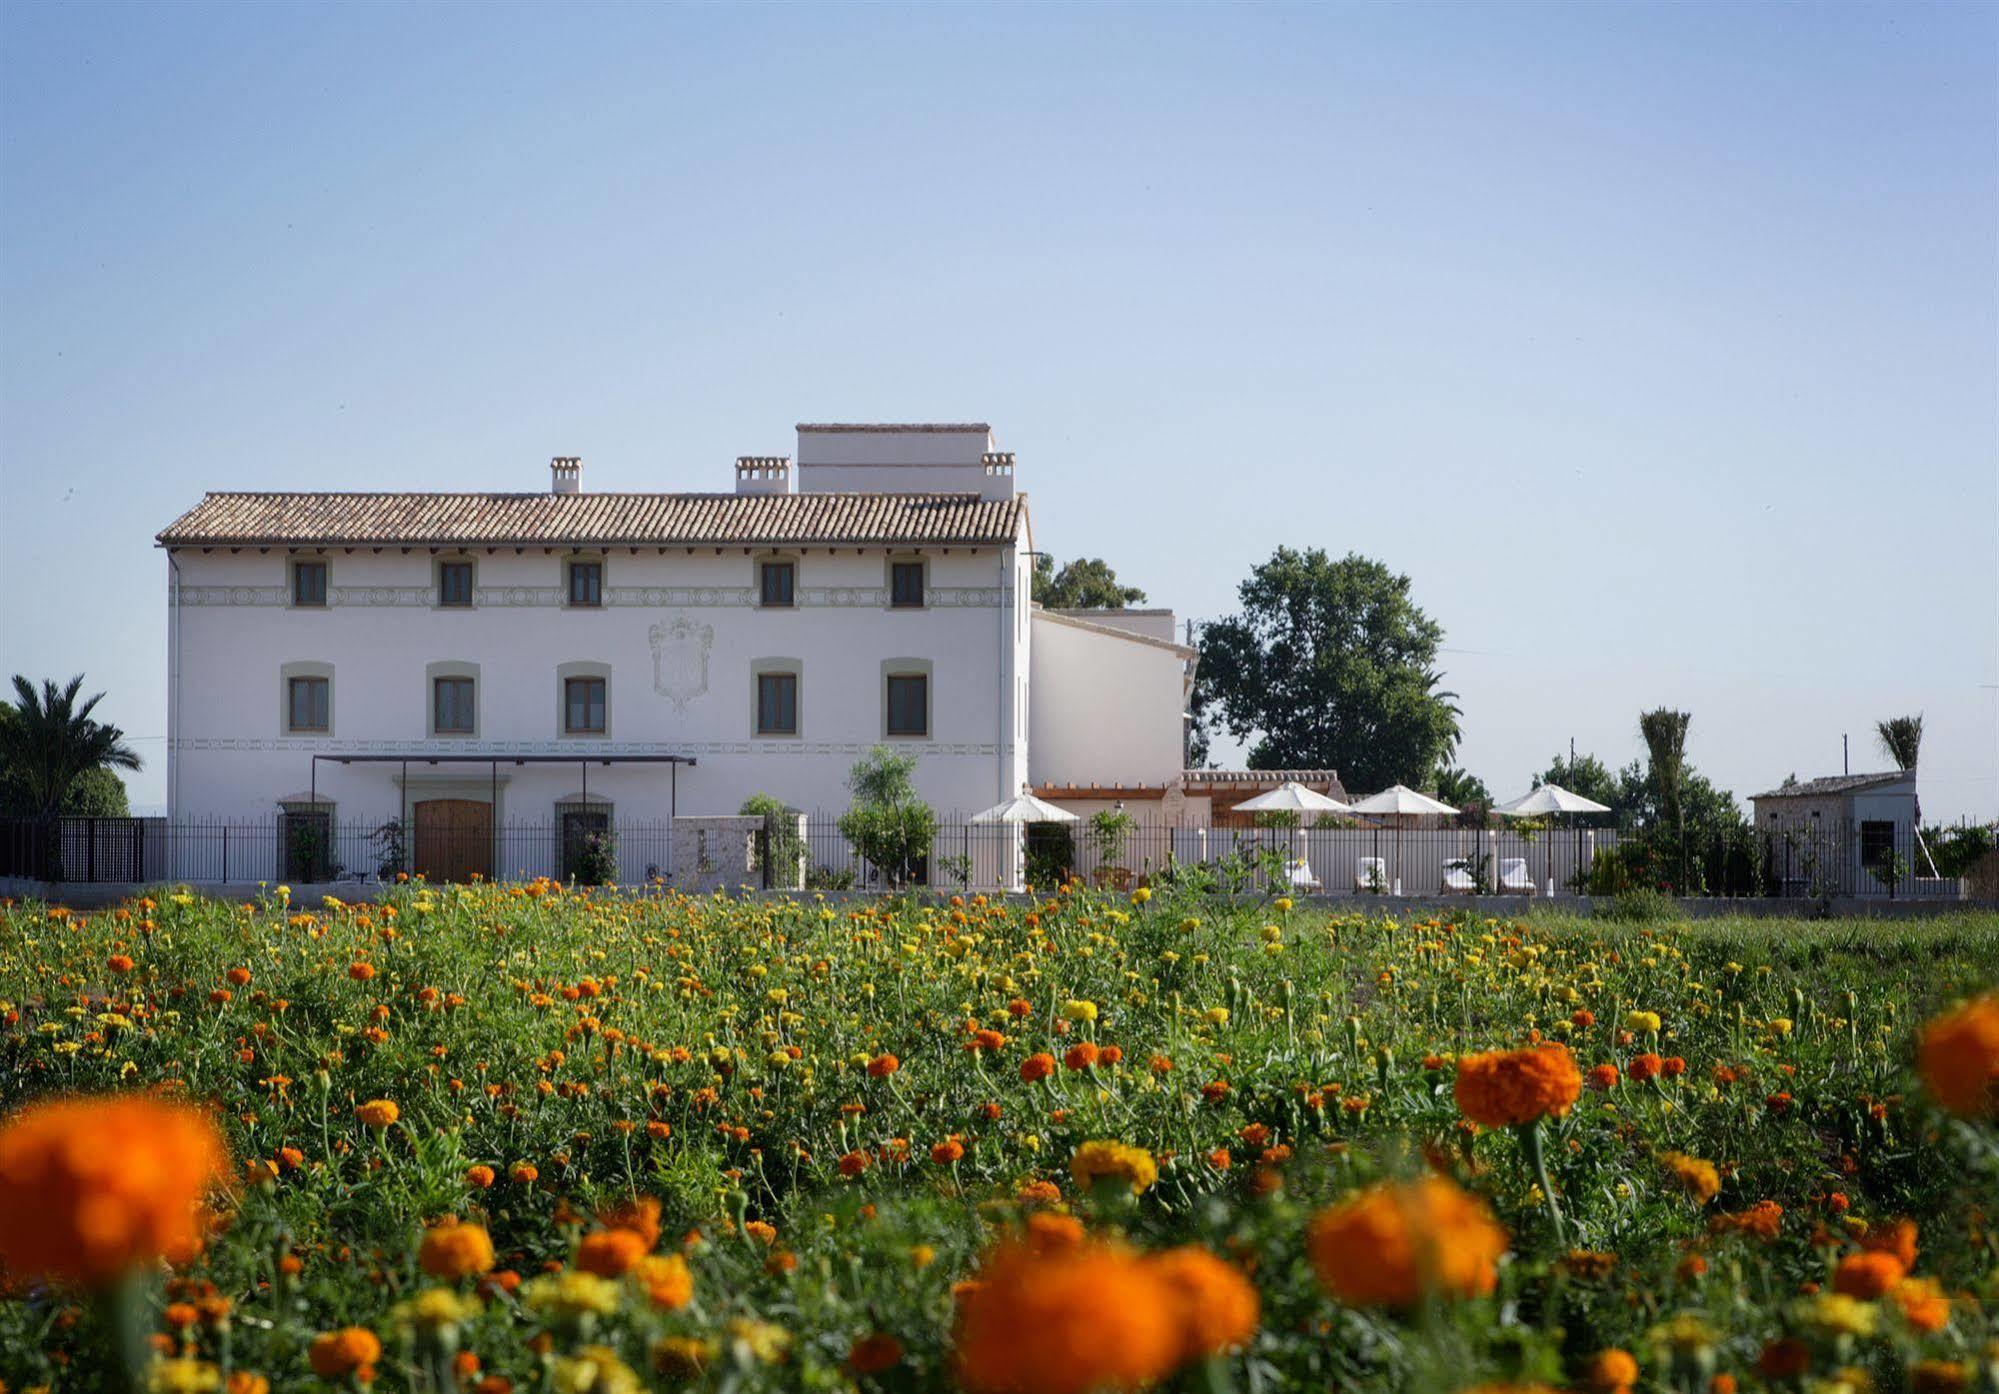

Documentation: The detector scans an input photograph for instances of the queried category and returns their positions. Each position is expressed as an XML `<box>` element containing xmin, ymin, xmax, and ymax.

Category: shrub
<box><xmin>1597</xmin><ymin>887</ymin><xmax>1676</xmax><ymax>922</ymax></box>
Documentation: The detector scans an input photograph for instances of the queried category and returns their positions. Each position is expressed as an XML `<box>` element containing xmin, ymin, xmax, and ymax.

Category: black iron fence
<box><xmin>3</xmin><ymin>813</ymin><xmax>1985</xmax><ymax>901</ymax></box>
<box><xmin>0</xmin><ymin>816</ymin><xmax>678</xmax><ymax>887</ymax></box>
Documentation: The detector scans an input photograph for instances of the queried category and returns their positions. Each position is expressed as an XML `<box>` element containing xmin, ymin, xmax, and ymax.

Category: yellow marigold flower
<box><xmin>0</xmin><ymin>1094</ymin><xmax>231</xmax><ymax>1287</ymax></box>
<box><xmin>550</xmin><ymin>1344</ymin><xmax>644</xmax><ymax>1394</ymax></box>
<box><xmin>1062</xmin><ymin>999</ymin><xmax>1099</xmax><ymax>1022</ymax></box>
<box><xmin>1918</xmin><ymin>995</ymin><xmax>1999</xmax><ymax>1118</ymax></box>
<box><xmin>1070</xmin><ymin>1140</ymin><xmax>1158</xmax><ymax>1194</ymax></box>
<box><xmin>149</xmin><ymin>1361</ymin><xmax>222</xmax><ymax>1394</ymax></box>
<box><xmin>1790</xmin><ymin>1292</ymin><xmax>1878</xmax><ymax>1339</ymax></box>
<box><xmin>1454</xmin><ymin>1044</ymin><xmax>1582</xmax><ymax>1127</ymax></box>
<box><xmin>355</xmin><ymin>1099</ymin><xmax>400</xmax><ymax>1129</ymax></box>
<box><xmin>389</xmin><ymin>1287</ymin><xmax>481</xmax><ymax>1333</ymax></box>
<box><xmin>1624</xmin><ymin>1011</ymin><xmax>1662</xmax><ymax>1034</ymax></box>
<box><xmin>522</xmin><ymin>1270</ymin><xmax>623</xmax><ymax>1322</ymax></box>
<box><xmin>725</xmin><ymin>1319</ymin><xmax>793</xmax><ymax>1366</ymax></box>
<box><xmin>1659</xmin><ymin>1152</ymin><xmax>1720</xmax><ymax>1204</ymax></box>
<box><xmin>1307</xmin><ymin>1176</ymin><xmax>1507</xmax><ymax>1307</ymax></box>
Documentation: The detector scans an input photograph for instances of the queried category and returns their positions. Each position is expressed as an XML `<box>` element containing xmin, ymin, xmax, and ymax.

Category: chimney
<box><xmin>550</xmin><ymin>456</ymin><xmax>581</xmax><ymax>495</ymax></box>
<box><xmin>734</xmin><ymin>455</ymin><xmax>793</xmax><ymax>496</ymax></box>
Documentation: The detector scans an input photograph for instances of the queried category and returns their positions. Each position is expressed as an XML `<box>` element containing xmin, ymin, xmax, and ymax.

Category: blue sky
<box><xmin>3</xmin><ymin>2</ymin><xmax>1994</xmax><ymax>819</ymax></box>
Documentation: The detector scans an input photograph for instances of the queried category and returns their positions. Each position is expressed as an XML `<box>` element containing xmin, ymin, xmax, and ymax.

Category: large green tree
<box><xmin>1032</xmin><ymin>555</ymin><xmax>1147</xmax><ymax>609</ymax></box>
<box><xmin>1194</xmin><ymin>548</ymin><xmax>1460</xmax><ymax>790</ymax></box>
<box><xmin>0</xmin><ymin>675</ymin><xmax>142</xmax><ymax>818</ymax></box>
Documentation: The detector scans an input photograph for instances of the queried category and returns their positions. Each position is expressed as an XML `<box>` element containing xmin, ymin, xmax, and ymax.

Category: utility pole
<box><xmin>1843</xmin><ymin>734</ymin><xmax>1849</xmax><ymax>775</ymax></box>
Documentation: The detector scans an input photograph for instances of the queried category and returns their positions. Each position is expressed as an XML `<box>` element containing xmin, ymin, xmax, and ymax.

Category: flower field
<box><xmin>2</xmin><ymin>883</ymin><xmax>1997</xmax><ymax>1394</ymax></box>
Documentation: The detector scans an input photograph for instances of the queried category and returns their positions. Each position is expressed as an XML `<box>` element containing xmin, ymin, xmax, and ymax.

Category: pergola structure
<box><xmin>307</xmin><ymin>752</ymin><xmax>698</xmax><ymax>833</ymax></box>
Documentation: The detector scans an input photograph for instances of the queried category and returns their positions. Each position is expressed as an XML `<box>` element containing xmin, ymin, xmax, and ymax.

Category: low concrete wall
<box><xmin>3</xmin><ymin>876</ymin><xmax>1988</xmax><ymax>919</ymax></box>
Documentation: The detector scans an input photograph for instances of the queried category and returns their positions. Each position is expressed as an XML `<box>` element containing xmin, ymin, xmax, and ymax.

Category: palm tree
<box><xmin>1638</xmin><ymin>708</ymin><xmax>1692</xmax><ymax>889</ymax></box>
<box><xmin>0</xmin><ymin>675</ymin><xmax>143</xmax><ymax>819</ymax></box>
<box><xmin>1875</xmin><ymin>714</ymin><xmax>1923</xmax><ymax>771</ymax></box>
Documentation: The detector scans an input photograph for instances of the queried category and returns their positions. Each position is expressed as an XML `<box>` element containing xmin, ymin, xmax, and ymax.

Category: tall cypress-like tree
<box><xmin>1638</xmin><ymin>708</ymin><xmax>1692</xmax><ymax>889</ymax></box>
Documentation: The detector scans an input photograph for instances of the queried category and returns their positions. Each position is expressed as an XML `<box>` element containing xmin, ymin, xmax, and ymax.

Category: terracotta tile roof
<box><xmin>157</xmin><ymin>491</ymin><xmax>1027</xmax><ymax>548</ymax></box>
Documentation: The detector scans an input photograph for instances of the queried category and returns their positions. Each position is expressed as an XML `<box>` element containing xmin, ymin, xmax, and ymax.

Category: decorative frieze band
<box><xmin>169</xmin><ymin>737</ymin><xmax>1004</xmax><ymax>758</ymax></box>
<box><xmin>175</xmin><ymin>585</ymin><xmax>1008</xmax><ymax>609</ymax></box>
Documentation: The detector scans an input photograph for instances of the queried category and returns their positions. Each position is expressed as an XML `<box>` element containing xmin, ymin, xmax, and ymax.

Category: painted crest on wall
<box><xmin>649</xmin><ymin>616</ymin><xmax>713</xmax><ymax>711</ymax></box>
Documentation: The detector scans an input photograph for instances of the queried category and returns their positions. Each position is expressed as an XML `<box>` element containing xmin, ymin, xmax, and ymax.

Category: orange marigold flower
<box><xmin>1306</xmin><ymin>1176</ymin><xmax>1508</xmax><ymax>1307</ymax></box>
<box><xmin>599</xmin><ymin>1195</ymin><xmax>663</xmax><ymax>1249</ymax></box>
<box><xmin>575</xmin><ymin>1227</ymin><xmax>650</xmax><ymax>1277</ymax></box>
<box><xmin>1063</xmin><ymin>1042</ymin><xmax>1099</xmax><ymax>1071</ymax></box>
<box><xmin>953</xmin><ymin>1240</ymin><xmax>1179</xmax><ymax>1394</ymax></box>
<box><xmin>1893</xmin><ymin>1275</ymin><xmax>1950</xmax><ymax>1333</ymax></box>
<box><xmin>464</xmin><ymin>1165</ymin><xmax>496</xmax><ymax>1189</ymax></box>
<box><xmin>867</xmin><ymin>1053</ymin><xmax>900</xmax><ymax>1078</ymax></box>
<box><xmin>839</xmin><ymin>1150</ymin><xmax>873</xmax><ymax>1178</ymax></box>
<box><xmin>743</xmin><ymin>1219</ymin><xmax>777</xmax><ymax>1245</ymax></box>
<box><xmin>1861</xmin><ymin>1217</ymin><xmax>1918</xmax><ymax>1269</ymax></box>
<box><xmin>1016</xmin><ymin>1179</ymin><xmax>1061</xmax><ymax>1206</ymax></box>
<box><xmin>1018</xmin><ymin>1053</ymin><xmax>1056</xmax><ymax>1084</ymax></box>
<box><xmin>419</xmin><ymin>1221</ymin><xmax>495</xmax><ymax>1280</ymax></box>
<box><xmin>1660</xmin><ymin>1152</ymin><xmax>1720</xmax><ymax>1204</ymax></box>
<box><xmin>509</xmin><ymin>1163</ymin><xmax>538</xmax><ymax>1185</ymax></box>
<box><xmin>348</xmin><ymin>962</ymin><xmax>376</xmax><ymax>981</ymax></box>
<box><xmin>635</xmin><ymin>1253</ymin><xmax>694</xmax><ymax>1310</ymax></box>
<box><xmin>1831</xmin><ymin>1249</ymin><xmax>1905</xmax><ymax>1299</ymax></box>
<box><xmin>1918</xmin><ymin>995</ymin><xmax>1999</xmax><ymax>1117</ymax></box>
<box><xmin>107</xmin><ymin>954</ymin><xmax>135</xmax><ymax>973</ymax></box>
<box><xmin>355</xmin><ymin>1099</ymin><xmax>399</xmax><ymax>1129</ymax></box>
<box><xmin>0</xmin><ymin>1094</ymin><xmax>231</xmax><ymax>1287</ymax></box>
<box><xmin>1453</xmin><ymin>1044</ymin><xmax>1581</xmax><ymax>1127</ymax></box>
<box><xmin>1626</xmin><ymin>1053</ymin><xmax>1663</xmax><ymax>1083</ymax></box>
<box><xmin>1587</xmin><ymin>1064</ymin><xmax>1620</xmax><ymax>1091</ymax></box>
<box><xmin>1144</xmin><ymin>1245</ymin><xmax>1260</xmax><ymax>1361</ymax></box>
<box><xmin>1021</xmin><ymin>1212</ymin><xmax>1083</xmax><ymax>1254</ymax></box>
<box><xmin>308</xmin><ymin>1327</ymin><xmax>382</xmax><ymax>1379</ymax></box>
<box><xmin>1581</xmin><ymin>1348</ymin><xmax>1640</xmax><ymax>1394</ymax></box>
<box><xmin>848</xmin><ymin>1333</ymin><xmax>904</xmax><ymax>1375</ymax></box>
<box><xmin>931</xmin><ymin>1138</ymin><xmax>966</xmax><ymax>1165</ymax></box>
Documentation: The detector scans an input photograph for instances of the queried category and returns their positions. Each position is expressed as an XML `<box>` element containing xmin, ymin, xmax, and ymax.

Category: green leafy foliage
<box><xmin>1031</xmin><ymin>555</ymin><xmax>1147</xmax><ymax>609</ymax></box>
<box><xmin>1194</xmin><ymin>548</ymin><xmax>1460</xmax><ymax>789</ymax></box>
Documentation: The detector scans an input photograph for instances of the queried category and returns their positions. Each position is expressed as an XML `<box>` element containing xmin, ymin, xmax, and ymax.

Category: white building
<box><xmin>158</xmin><ymin>422</ymin><xmax>1337</xmax><ymax>883</ymax></box>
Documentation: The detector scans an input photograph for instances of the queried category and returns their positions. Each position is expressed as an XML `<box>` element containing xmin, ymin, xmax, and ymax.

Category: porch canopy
<box><xmin>308</xmin><ymin>752</ymin><xmax>699</xmax><ymax>823</ymax></box>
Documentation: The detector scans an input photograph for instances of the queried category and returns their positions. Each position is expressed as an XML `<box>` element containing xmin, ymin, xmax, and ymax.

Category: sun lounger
<box><xmin>1499</xmin><ymin>857</ymin><xmax>1535</xmax><ymax>895</ymax></box>
<box><xmin>1442</xmin><ymin>858</ymin><xmax>1476</xmax><ymax>894</ymax></box>
<box><xmin>1355</xmin><ymin>856</ymin><xmax>1387</xmax><ymax>893</ymax></box>
<box><xmin>1286</xmin><ymin>858</ymin><xmax>1321</xmax><ymax>892</ymax></box>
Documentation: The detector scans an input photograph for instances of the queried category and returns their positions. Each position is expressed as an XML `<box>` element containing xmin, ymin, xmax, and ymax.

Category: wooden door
<box><xmin>413</xmin><ymin>799</ymin><xmax>492</xmax><ymax>883</ymax></box>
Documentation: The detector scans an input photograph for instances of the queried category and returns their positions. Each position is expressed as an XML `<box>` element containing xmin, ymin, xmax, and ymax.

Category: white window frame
<box><xmin>279</xmin><ymin>661</ymin><xmax>335</xmax><ymax>736</ymax></box>
<box><xmin>556</xmin><ymin>661</ymin><xmax>612</xmax><ymax>738</ymax></box>
<box><xmin>750</xmin><ymin>657</ymin><xmax>803</xmax><ymax>739</ymax></box>
<box><xmin>881</xmin><ymin>657</ymin><xmax>933</xmax><ymax>740</ymax></box>
<box><xmin>426</xmin><ymin>660</ymin><xmax>480</xmax><ymax>739</ymax></box>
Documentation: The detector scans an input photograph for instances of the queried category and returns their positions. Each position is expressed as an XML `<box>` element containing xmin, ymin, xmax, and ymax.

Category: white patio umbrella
<box><xmin>1494</xmin><ymin>783</ymin><xmax>1612</xmax><ymax>896</ymax></box>
<box><xmin>1231</xmin><ymin>781</ymin><xmax>1351</xmax><ymax>816</ymax></box>
<box><xmin>968</xmin><ymin>792</ymin><xmax>1080</xmax><ymax>892</ymax></box>
<box><xmin>1233</xmin><ymin>782</ymin><xmax>1351</xmax><ymax>891</ymax></box>
<box><xmin>968</xmin><ymin>793</ymin><xmax>1082</xmax><ymax>824</ymax></box>
<box><xmin>1346</xmin><ymin>785</ymin><xmax>1458</xmax><ymax>894</ymax></box>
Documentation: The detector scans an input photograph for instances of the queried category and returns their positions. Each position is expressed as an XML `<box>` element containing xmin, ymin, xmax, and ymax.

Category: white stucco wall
<box><xmin>166</xmin><ymin>543</ymin><xmax>1029</xmax><ymax>824</ymax></box>
<box><xmin>1026</xmin><ymin>611</ymin><xmax>1189</xmax><ymax>794</ymax></box>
